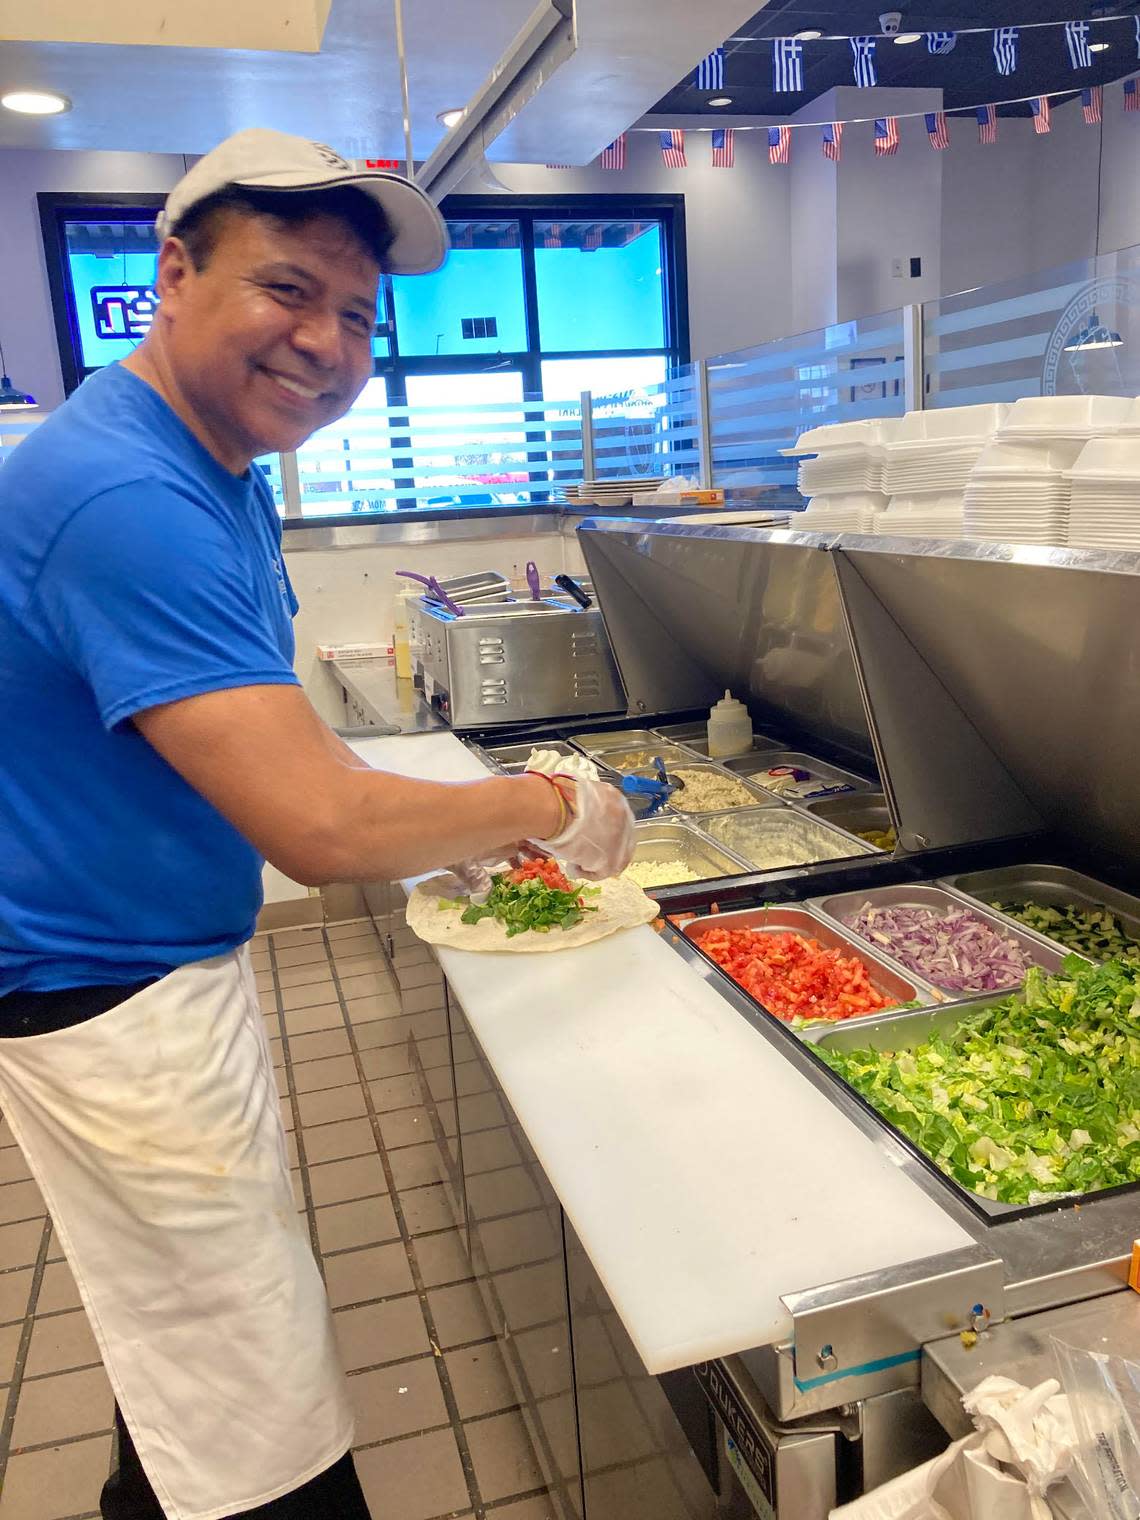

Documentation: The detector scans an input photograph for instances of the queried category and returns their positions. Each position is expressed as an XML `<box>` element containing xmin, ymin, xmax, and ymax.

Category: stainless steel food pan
<box><xmin>803</xmin><ymin>794</ymin><xmax>896</xmax><ymax>852</ymax></box>
<box><xmin>628</xmin><ymin>821</ymin><xmax>752</xmax><ymax>884</ymax></box>
<box><xmin>944</xmin><ymin>864</ymin><xmax>1140</xmax><ymax>951</ymax></box>
<box><xmin>569</xmin><ymin>728</ymin><xmax>667</xmax><ymax>755</ymax></box>
<box><xmin>593</xmin><ymin>742</ymin><xmax>701</xmax><ymax>772</ymax></box>
<box><xmin>811</xmin><ymin>883</ymin><xmax>1070</xmax><ymax>993</ymax></box>
<box><xmin>697</xmin><ymin>807</ymin><xmax>874</xmax><ymax>868</ymax></box>
<box><xmin>664</xmin><ymin>763</ymin><xmax>781</xmax><ymax>815</ymax></box>
<box><xmin>737</xmin><ymin>750</ymin><xmax>877</xmax><ymax>799</ymax></box>
<box><xmin>678</xmin><ymin>904</ymin><xmax>936</xmax><ymax>1022</ymax></box>
<box><xmin>811</xmin><ymin>994</ymin><xmax>1136</xmax><ymax>1220</ymax></box>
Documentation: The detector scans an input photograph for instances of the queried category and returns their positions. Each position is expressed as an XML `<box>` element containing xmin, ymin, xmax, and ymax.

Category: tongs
<box><xmin>618</xmin><ymin>755</ymin><xmax>683</xmax><ymax>817</ymax></box>
<box><xmin>397</xmin><ymin>569</ymin><xmax>464</xmax><ymax>617</ymax></box>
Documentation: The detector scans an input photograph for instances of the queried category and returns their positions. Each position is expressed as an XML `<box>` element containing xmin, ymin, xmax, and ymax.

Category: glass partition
<box><xmin>706</xmin><ymin>311</ymin><xmax>907</xmax><ymax>507</ymax></box>
<box><xmin>924</xmin><ymin>244</ymin><xmax>1140</xmax><ymax>408</ymax></box>
<box><xmin>589</xmin><ymin>364</ymin><xmax>697</xmax><ymax>482</ymax></box>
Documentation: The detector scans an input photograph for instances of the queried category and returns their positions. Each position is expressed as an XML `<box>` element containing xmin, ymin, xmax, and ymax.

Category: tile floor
<box><xmin>0</xmin><ymin>914</ymin><xmax>557</xmax><ymax>1520</ymax></box>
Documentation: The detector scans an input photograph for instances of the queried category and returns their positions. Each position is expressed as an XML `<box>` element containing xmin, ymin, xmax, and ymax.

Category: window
<box><xmin>391</xmin><ymin>220</ymin><xmax>525</xmax><ymax>356</ymax></box>
<box><xmin>533</xmin><ymin>220</ymin><xmax>666</xmax><ymax>352</ymax></box>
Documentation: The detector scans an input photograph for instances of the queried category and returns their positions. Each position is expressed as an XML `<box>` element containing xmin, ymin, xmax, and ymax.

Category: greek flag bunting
<box><xmin>1125</xmin><ymin>78</ymin><xmax>1140</xmax><ymax>113</ymax></box>
<box><xmin>821</xmin><ymin>121</ymin><xmax>843</xmax><ymax>161</ymax></box>
<box><xmin>977</xmin><ymin>104</ymin><xmax>997</xmax><ymax>145</ymax></box>
<box><xmin>1082</xmin><ymin>85</ymin><xmax>1103</xmax><ymax>124</ymax></box>
<box><xmin>1065</xmin><ymin>21</ymin><xmax>1093</xmax><ymax>69</ymax></box>
<box><xmin>768</xmin><ymin>125</ymin><xmax>792</xmax><ymax>165</ymax></box>
<box><xmin>711</xmin><ymin>128</ymin><xmax>735</xmax><ymax>167</ymax></box>
<box><xmin>851</xmin><ymin>36</ymin><xmax>877</xmax><ymax>87</ymax></box>
<box><xmin>772</xmin><ymin>37</ymin><xmax>804</xmax><ymax>92</ymax></box>
<box><xmin>1136</xmin><ymin>15</ymin><xmax>1140</xmax><ymax>58</ymax></box>
<box><xmin>874</xmin><ymin>117</ymin><xmax>900</xmax><ymax>157</ymax></box>
<box><xmin>599</xmin><ymin>135</ymin><xmax>626</xmax><ymax>170</ymax></box>
<box><xmin>695</xmin><ymin>48</ymin><xmax>724</xmax><ymax>90</ymax></box>
<box><xmin>927</xmin><ymin>31</ymin><xmax>957</xmax><ymax>55</ymax></box>
<box><xmin>1031</xmin><ymin>95</ymin><xmax>1052</xmax><ymax>134</ymax></box>
<box><xmin>925</xmin><ymin>111</ymin><xmax>950</xmax><ymax>149</ymax></box>
<box><xmin>993</xmin><ymin>27</ymin><xmax>1018</xmax><ymax>76</ymax></box>
<box><xmin>659</xmin><ymin>130</ymin><xmax>687</xmax><ymax>169</ymax></box>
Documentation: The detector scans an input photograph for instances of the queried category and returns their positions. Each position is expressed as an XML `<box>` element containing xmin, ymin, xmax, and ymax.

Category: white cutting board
<box><xmin>353</xmin><ymin>732</ymin><xmax>972</xmax><ymax>1374</ymax></box>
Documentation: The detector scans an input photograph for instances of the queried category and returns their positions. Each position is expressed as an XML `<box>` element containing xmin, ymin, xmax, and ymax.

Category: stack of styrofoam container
<box><xmin>789</xmin><ymin>418</ymin><xmax>897</xmax><ymax>532</ymax></box>
<box><xmin>875</xmin><ymin>404</ymin><xmax>1008</xmax><ymax>538</ymax></box>
<box><xmin>1067</xmin><ymin>424</ymin><xmax>1140</xmax><ymax>550</ymax></box>
<box><xmin>966</xmin><ymin>396</ymin><xmax>1134</xmax><ymax>547</ymax></box>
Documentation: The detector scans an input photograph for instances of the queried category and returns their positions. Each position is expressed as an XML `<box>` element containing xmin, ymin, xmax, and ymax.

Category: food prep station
<box><xmin>389</xmin><ymin>522</ymin><xmax>1140</xmax><ymax>1520</ymax></box>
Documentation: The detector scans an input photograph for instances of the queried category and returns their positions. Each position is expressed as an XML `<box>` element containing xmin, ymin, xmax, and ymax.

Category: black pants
<box><xmin>102</xmin><ymin>1407</ymin><xmax>372</xmax><ymax>1519</ymax></box>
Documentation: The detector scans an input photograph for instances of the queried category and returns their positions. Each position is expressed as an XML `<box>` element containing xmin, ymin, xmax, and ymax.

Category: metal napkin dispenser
<box><xmin>408</xmin><ymin>598</ymin><xmax>624</xmax><ymax>728</ymax></box>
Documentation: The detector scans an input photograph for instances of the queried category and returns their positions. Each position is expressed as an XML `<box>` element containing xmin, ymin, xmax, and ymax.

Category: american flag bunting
<box><xmin>695</xmin><ymin>48</ymin><xmax>725</xmax><ymax>91</ymax></box>
<box><xmin>546</xmin><ymin>224</ymin><xmax>563</xmax><ymax>249</ymax></box>
<box><xmin>768</xmin><ymin>125</ymin><xmax>791</xmax><ymax>165</ymax></box>
<box><xmin>927</xmin><ymin>31</ymin><xmax>957</xmax><ymax>55</ymax></box>
<box><xmin>711</xmin><ymin>128</ymin><xmax>735</xmax><ymax>167</ymax></box>
<box><xmin>821</xmin><ymin>121</ymin><xmax>843</xmax><ymax>161</ymax></box>
<box><xmin>659</xmin><ymin>129</ymin><xmax>687</xmax><ymax>169</ymax></box>
<box><xmin>1125</xmin><ymin>78</ymin><xmax>1140</xmax><ymax>113</ymax></box>
<box><xmin>874</xmin><ymin>117</ymin><xmax>900</xmax><ymax>157</ymax></box>
<box><xmin>925</xmin><ymin>111</ymin><xmax>950</xmax><ymax>150</ymax></box>
<box><xmin>599</xmin><ymin>135</ymin><xmax>626</xmax><ymax>170</ymax></box>
<box><xmin>1082</xmin><ymin>85</ymin><xmax>1103</xmax><ymax>124</ymax></box>
<box><xmin>851</xmin><ymin>36</ymin><xmax>878</xmax><ymax>87</ymax></box>
<box><xmin>993</xmin><ymin>27</ymin><xmax>1019</xmax><ymax>76</ymax></box>
<box><xmin>583</xmin><ymin>225</ymin><xmax>603</xmax><ymax>252</ymax></box>
<box><xmin>1065</xmin><ymin>20</ymin><xmax>1093</xmax><ymax>69</ymax></box>
<box><xmin>1031</xmin><ymin>96</ymin><xmax>1052</xmax><ymax>134</ymax></box>
<box><xmin>772</xmin><ymin>37</ymin><xmax>804</xmax><ymax>92</ymax></box>
<box><xmin>977</xmin><ymin>104</ymin><xmax>997</xmax><ymax>145</ymax></box>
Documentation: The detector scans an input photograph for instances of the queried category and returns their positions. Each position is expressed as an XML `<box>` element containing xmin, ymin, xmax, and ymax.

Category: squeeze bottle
<box><xmin>707</xmin><ymin>690</ymin><xmax>753</xmax><ymax>758</ymax></box>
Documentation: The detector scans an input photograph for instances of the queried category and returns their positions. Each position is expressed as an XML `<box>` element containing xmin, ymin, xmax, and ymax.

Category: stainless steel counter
<box><xmin>329</xmin><ymin>658</ymin><xmax>445</xmax><ymax>735</ymax></box>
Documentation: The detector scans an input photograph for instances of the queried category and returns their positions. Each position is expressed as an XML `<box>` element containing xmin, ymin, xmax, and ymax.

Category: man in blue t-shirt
<box><xmin>0</xmin><ymin>130</ymin><xmax>633</xmax><ymax>1520</ymax></box>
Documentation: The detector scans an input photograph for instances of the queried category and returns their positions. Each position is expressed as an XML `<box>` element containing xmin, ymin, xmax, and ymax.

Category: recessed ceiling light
<box><xmin>436</xmin><ymin>108</ymin><xmax>464</xmax><ymax>129</ymax></box>
<box><xmin>893</xmin><ymin>32</ymin><xmax>922</xmax><ymax>44</ymax></box>
<box><xmin>707</xmin><ymin>96</ymin><xmax>733</xmax><ymax>107</ymax></box>
<box><xmin>1</xmin><ymin>89</ymin><xmax>71</xmax><ymax>115</ymax></box>
<box><xmin>1089</xmin><ymin>41</ymin><xmax>1110</xmax><ymax>51</ymax></box>
<box><xmin>794</xmin><ymin>29</ymin><xmax>823</xmax><ymax>41</ymax></box>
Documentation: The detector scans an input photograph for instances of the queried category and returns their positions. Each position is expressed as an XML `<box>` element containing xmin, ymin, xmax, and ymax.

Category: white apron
<box><xmin>0</xmin><ymin>947</ymin><xmax>354</xmax><ymax>1520</ymax></box>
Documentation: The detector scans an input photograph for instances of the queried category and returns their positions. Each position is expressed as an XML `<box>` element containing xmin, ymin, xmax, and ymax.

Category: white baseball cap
<box><xmin>156</xmin><ymin>127</ymin><xmax>449</xmax><ymax>275</ymax></box>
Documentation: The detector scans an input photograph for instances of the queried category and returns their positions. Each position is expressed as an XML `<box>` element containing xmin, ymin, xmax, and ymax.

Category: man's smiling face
<box><xmin>154</xmin><ymin>209</ymin><xmax>380</xmax><ymax>470</ymax></box>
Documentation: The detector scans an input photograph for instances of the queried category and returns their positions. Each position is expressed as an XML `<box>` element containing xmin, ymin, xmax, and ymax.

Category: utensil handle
<box><xmin>428</xmin><ymin>577</ymin><xmax>464</xmax><ymax>617</ymax></box>
<box><xmin>554</xmin><ymin>574</ymin><xmax>592</xmax><ymax>609</ymax></box>
<box><xmin>526</xmin><ymin>560</ymin><xmax>541</xmax><ymax>600</ymax></box>
<box><xmin>396</xmin><ymin>569</ymin><xmax>432</xmax><ymax>587</ymax></box>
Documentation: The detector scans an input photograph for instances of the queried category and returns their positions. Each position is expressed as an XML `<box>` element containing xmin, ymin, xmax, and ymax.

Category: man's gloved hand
<box><xmin>431</xmin><ymin>860</ymin><xmax>494</xmax><ymax>903</ymax></box>
<box><xmin>527</xmin><ymin>776</ymin><xmax>635</xmax><ymax>881</ymax></box>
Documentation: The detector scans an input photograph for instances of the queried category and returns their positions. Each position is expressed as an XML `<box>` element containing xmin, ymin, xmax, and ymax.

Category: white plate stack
<box><xmin>796</xmin><ymin>493</ymin><xmax>887</xmax><ymax>533</ymax></box>
<box><xmin>560</xmin><ymin>477</ymin><xmax>667</xmax><ymax>506</ymax></box>
<box><xmin>963</xmin><ymin>436</ymin><xmax>1087</xmax><ymax>545</ymax></box>
<box><xmin>789</xmin><ymin>418</ymin><xmax>898</xmax><ymax>497</ymax></box>
<box><xmin>880</xmin><ymin>404</ymin><xmax>1009</xmax><ymax>497</ymax></box>
<box><xmin>1067</xmin><ymin>434</ymin><xmax>1140</xmax><ymax>550</ymax></box>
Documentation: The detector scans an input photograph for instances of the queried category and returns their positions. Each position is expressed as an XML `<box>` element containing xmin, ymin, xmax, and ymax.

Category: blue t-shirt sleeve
<box><xmin>32</xmin><ymin>481</ymin><xmax>301</xmax><ymax>730</ymax></box>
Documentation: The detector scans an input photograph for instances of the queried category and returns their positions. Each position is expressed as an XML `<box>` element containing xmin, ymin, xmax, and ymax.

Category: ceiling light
<box><xmin>707</xmin><ymin>96</ymin><xmax>733</xmax><ymax>107</ymax></box>
<box><xmin>1</xmin><ymin>89</ymin><xmax>71</xmax><ymax>115</ymax></box>
<box><xmin>893</xmin><ymin>32</ymin><xmax>922</xmax><ymax>44</ymax></box>
<box><xmin>1089</xmin><ymin>41</ymin><xmax>1110</xmax><ymax>51</ymax></box>
<box><xmin>794</xmin><ymin>29</ymin><xmax>823</xmax><ymax>41</ymax></box>
<box><xmin>436</xmin><ymin>108</ymin><xmax>464</xmax><ymax>129</ymax></box>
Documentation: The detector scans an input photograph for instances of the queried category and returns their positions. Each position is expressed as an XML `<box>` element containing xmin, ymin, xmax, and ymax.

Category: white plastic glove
<box><xmin>431</xmin><ymin>860</ymin><xmax>494</xmax><ymax>904</ymax></box>
<box><xmin>528</xmin><ymin>775</ymin><xmax>635</xmax><ymax>881</ymax></box>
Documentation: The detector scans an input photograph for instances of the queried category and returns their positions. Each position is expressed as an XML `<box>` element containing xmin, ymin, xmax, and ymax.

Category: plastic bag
<box><xmin>831</xmin><ymin>1377</ymin><xmax>1077</xmax><ymax>1520</ymax></box>
<box><xmin>1053</xmin><ymin>1337</ymin><xmax>1140</xmax><ymax>1520</ymax></box>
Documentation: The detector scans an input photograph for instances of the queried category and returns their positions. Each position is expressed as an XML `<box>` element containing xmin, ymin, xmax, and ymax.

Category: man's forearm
<box><xmin>310</xmin><ymin>769</ymin><xmax>563</xmax><ymax>884</ymax></box>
